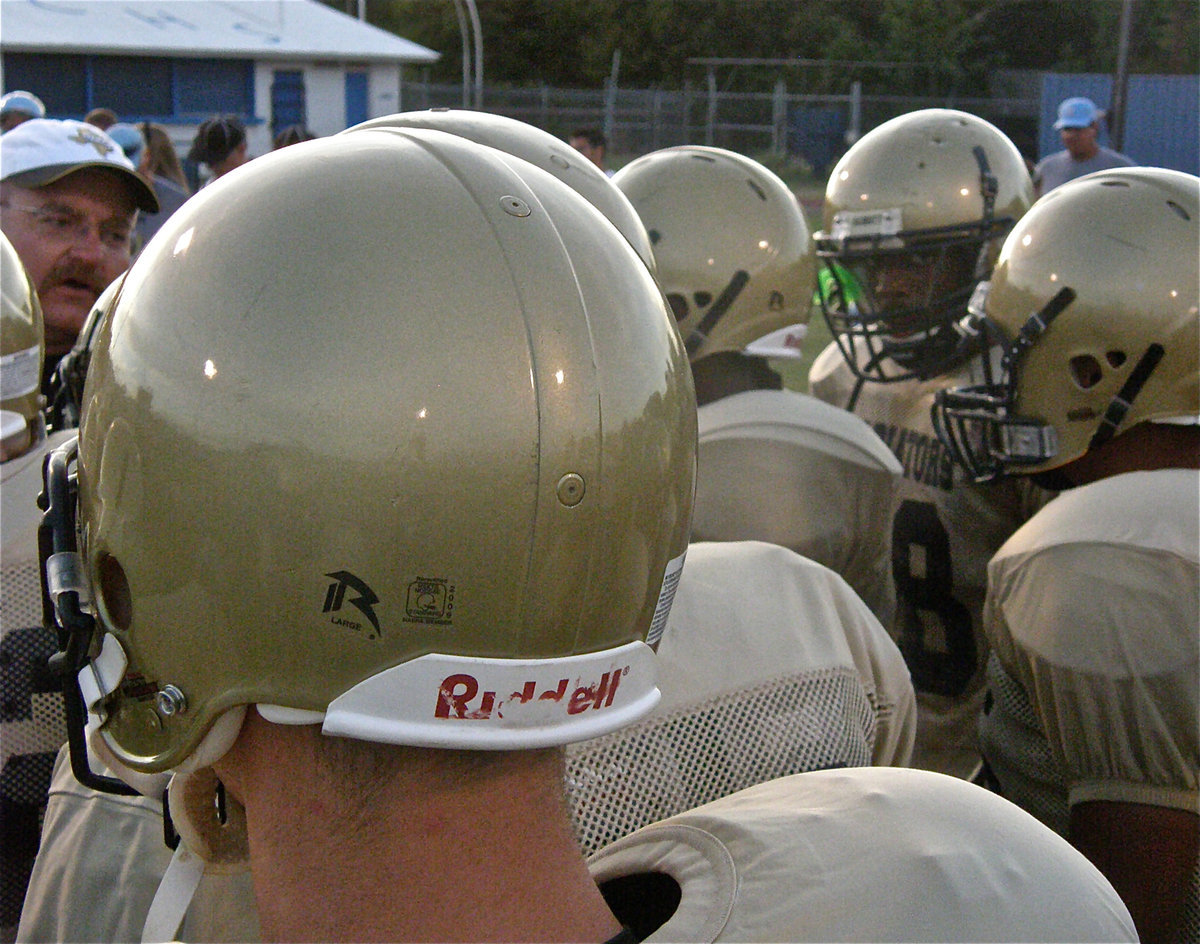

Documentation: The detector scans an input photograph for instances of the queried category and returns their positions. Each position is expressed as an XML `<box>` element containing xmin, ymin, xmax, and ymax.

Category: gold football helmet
<box><xmin>41</xmin><ymin>128</ymin><xmax>696</xmax><ymax>778</ymax></box>
<box><xmin>612</xmin><ymin>145</ymin><xmax>815</xmax><ymax>362</ymax></box>
<box><xmin>816</xmin><ymin>109</ymin><xmax>1033</xmax><ymax>381</ymax></box>
<box><xmin>933</xmin><ymin>167</ymin><xmax>1199</xmax><ymax>481</ymax></box>
<box><xmin>346</xmin><ymin>109</ymin><xmax>656</xmax><ymax>275</ymax></box>
<box><xmin>1</xmin><ymin>231</ymin><xmax>44</xmax><ymax>460</ymax></box>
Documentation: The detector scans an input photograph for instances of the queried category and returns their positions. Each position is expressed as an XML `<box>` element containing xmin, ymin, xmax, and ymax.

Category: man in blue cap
<box><xmin>1034</xmin><ymin>96</ymin><xmax>1134</xmax><ymax>196</ymax></box>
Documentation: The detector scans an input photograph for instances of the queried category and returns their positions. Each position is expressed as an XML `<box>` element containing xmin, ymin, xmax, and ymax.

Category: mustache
<box><xmin>39</xmin><ymin>260</ymin><xmax>112</xmax><ymax>297</ymax></box>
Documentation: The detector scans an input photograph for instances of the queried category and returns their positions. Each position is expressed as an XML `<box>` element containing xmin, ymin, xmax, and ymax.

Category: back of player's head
<box><xmin>41</xmin><ymin>128</ymin><xmax>696</xmax><ymax>784</ymax></box>
<box><xmin>815</xmin><ymin>109</ymin><xmax>1033</xmax><ymax>381</ymax></box>
<box><xmin>613</xmin><ymin>145</ymin><xmax>815</xmax><ymax>363</ymax></box>
<box><xmin>934</xmin><ymin>167</ymin><xmax>1199</xmax><ymax>480</ymax></box>
<box><xmin>1</xmin><ymin>231</ymin><xmax>44</xmax><ymax>460</ymax></box>
<box><xmin>345</xmin><ymin>109</ymin><xmax>654</xmax><ymax>275</ymax></box>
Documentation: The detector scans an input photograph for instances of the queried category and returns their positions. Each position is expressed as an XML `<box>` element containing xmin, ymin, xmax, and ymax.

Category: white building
<box><xmin>0</xmin><ymin>0</ymin><xmax>439</xmax><ymax>159</ymax></box>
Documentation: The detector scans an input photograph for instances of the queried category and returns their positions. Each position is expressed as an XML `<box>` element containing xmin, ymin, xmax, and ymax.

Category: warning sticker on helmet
<box><xmin>0</xmin><ymin>345</ymin><xmax>40</xmax><ymax>399</ymax></box>
<box><xmin>830</xmin><ymin>207</ymin><xmax>903</xmax><ymax>241</ymax></box>
<box><xmin>647</xmin><ymin>551</ymin><xmax>686</xmax><ymax>647</ymax></box>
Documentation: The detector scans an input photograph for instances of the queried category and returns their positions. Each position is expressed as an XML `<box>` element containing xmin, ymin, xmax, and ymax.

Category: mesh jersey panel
<box><xmin>565</xmin><ymin>666</ymin><xmax>874</xmax><ymax>854</ymax></box>
<box><xmin>2</xmin><ymin>558</ymin><xmax>68</xmax><ymax>937</ymax></box>
<box><xmin>978</xmin><ymin>653</ymin><xmax>1069</xmax><ymax>835</ymax></box>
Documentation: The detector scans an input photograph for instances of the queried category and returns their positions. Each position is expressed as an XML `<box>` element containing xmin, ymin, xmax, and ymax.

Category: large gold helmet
<box><xmin>1</xmin><ymin>231</ymin><xmax>44</xmax><ymax>461</ymax></box>
<box><xmin>612</xmin><ymin>145</ymin><xmax>815</xmax><ymax>362</ymax></box>
<box><xmin>816</xmin><ymin>109</ymin><xmax>1033</xmax><ymax>381</ymax></box>
<box><xmin>933</xmin><ymin>167</ymin><xmax>1199</xmax><ymax>481</ymax></box>
<box><xmin>345</xmin><ymin>109</ymin><xmax>656</xmax><ymax>275</ymax></box>
<box><xmin>41</xmin><ymin>128</ymin><xmax>696</xmax><ymax>777</ymax></box>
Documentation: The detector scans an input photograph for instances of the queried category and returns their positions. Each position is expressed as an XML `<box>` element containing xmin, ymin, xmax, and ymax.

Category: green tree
<box><xmin>330</xmin><ymin>0</ymin><xmax>1196</xmax><ymax>89</ymax></box>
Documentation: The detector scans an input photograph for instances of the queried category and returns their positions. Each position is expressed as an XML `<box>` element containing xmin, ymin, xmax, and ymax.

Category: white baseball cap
<box><xmin>1</xmin><ymin>118</ymin><xmax>158</xmax><ymax>212</ymax></box>
<box><xmin>0</xmin><ymin>90</ymin><xmax>46</xmax><ymax>121</ymax></box>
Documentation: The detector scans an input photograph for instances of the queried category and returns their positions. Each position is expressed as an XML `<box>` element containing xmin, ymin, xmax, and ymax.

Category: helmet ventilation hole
<box><xmin>693</xmin><ymin>292</ymin><xmax>712</xmax><ymax>308</ymax></box>
<box><xmin>98</xmin><ymin>555</ymin><xmax>133</xmax><ymax>631</ymax></box>
<box><xmin>1106</xmin><ymin>350</ymin><xmax>1127</xmax><ymax>368</ymax></box>
<box><xmin>1069</xmin><ymin>354</ymin><xmax>1105</xmax><ymax>390</ymax></box>
<box><xmin>666</xmin><ymin>293</ymin><xmax>688</xmax><ymax>323</ymax></box>
<box><xmin>1166</xmin><ymin>200</ymin><xmax>1191</xmax><ymax>221</ymax></box>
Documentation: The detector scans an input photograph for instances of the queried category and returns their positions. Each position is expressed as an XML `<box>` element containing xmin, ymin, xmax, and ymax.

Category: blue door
<box><xmin>271</xmin><ymin>70</ymin><xmax>305</xmax><ymax>137</ymax></box>
<box><xmin>345</xmin><ymin>71</ymin><xmax>368</xmax><ymax>128</ymax></box>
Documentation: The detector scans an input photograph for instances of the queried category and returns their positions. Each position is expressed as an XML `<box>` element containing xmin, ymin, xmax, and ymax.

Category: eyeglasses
<box><xmin>0</xmin><ymin>200</ymin><xmax>133</xmax><ymax>252</ymax></box>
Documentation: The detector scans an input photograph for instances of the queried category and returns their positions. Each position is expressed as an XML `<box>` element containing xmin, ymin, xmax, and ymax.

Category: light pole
<box><xmin>452</xmin><ymin>0</ymin><xmax>470</xmax><ymax>107</ymax></box>
<box><xmin>451</xmin><ymin>0</ymin><xmax>483</xmax><ymax>109</ymax></box>
<box><xmin>464</xmin><ymin>0</ymin><xmax>483</xmax><ymax>108</ymax></box>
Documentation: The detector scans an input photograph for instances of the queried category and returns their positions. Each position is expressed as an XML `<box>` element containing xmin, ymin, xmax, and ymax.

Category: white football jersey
<box><xmin>567</xmin><ymin>540</ymin><xmax>916</xmax><ymax>853</ymax></box>
<box><xmin>588</xmin><ymin>766</ymin><xmax>1137</xmax><ymax>942</ymax></box>
<box><xmin>2</xmin><ymin>429</ymin><xmax>74</xmax><ymax>939</ymax></box>
<box><xmin>809</xmin><ymin>340</ymin><xmax>1048</xmax><ymax>778</ymax></box>
<box><xmin>981</xmin><ymin>468</ymin><xmax>1199</xmax><ymax>937</ymax></box>
<box><xmin>693</xmin><ymin>389</ymin><xmax>901</xmax><ymax>627</ymax></box>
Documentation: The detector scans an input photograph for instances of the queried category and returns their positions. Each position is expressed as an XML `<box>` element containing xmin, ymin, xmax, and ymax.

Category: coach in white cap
<box><xmin>1033</xmin><ymin>96</ymin><xmax>1135</xmax><ymax>197</ymax></box>
<box><xmin>1</xmin><ymin>118</ymin><xmax>158</xmax><ymax>390</ymax></box>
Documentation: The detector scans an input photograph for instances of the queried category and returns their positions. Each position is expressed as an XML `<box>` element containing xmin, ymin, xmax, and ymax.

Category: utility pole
<box><xmin>464</xmin><ymin>0</ymin><xmax>483</xmax><ymax>108</ymax></box>
<box><xmin>452</xmin><ymin>0</ymin><xmax>470</xmax><ymax>107</ymax></box>
<box><xmin>1110</xmin><ymin>0</ymin><xmax>1135</xmax><ymax>151</ymax></box>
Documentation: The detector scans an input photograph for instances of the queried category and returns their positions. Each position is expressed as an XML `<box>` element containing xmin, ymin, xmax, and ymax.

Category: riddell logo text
<box><xmin>435</xmin><ymin>668</ymin><xmax>629</xmax><ymax>720</ymax></box>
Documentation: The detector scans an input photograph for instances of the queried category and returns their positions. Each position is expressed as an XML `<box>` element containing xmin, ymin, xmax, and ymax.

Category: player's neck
<box><xmin>691</xmin><ymin>351</ymin><xmax>781</xmax><ymax>407</ymax></box>
<box><xmin>219</xmin><ymin>713</ymin><xmax>621</xmax><ymax>942</ymax></box>
<box><xmin>1061</xmin><ymin>421</ymin><xmax>1200</xmax><ymax>486</ymax></box>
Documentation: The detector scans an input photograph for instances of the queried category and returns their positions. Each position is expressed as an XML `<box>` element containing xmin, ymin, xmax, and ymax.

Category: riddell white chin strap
<box><xmin>142</xmin><ymin>841</ymin><xmax>206</xmax><ymax>944</ymax></box>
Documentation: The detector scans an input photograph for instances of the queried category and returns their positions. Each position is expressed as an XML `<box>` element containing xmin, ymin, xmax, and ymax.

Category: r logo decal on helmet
<box><xmin>322</xmin><ymin>571</ymin><xmax>382</xmax><ymax>637</ymax></box>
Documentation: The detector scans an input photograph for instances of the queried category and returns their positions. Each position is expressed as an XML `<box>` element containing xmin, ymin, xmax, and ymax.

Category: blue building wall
<box><xmin>1040</xmin><ymin>73</ymin><xmax>1199</xmax><ymax>175</ymax></box>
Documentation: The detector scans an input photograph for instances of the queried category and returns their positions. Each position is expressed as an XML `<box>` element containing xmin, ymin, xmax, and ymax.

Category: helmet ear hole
<box><xmin>1069</xmin><ymin>354</ymin><xmax>1104</xmax><ymax>390</ymax></box>
<box><xmin>98</xmin><ymin>555</ymin><xmax>132</xmax><ymax>631</ymax></box>
<box><xmin>665</xmin><ymin>293</ymin><xmax>689</xmax><ymax>323</ymax></box>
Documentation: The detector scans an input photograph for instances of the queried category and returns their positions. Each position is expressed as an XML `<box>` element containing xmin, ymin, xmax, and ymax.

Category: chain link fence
<box><xmin>400</xmin><ymin>79</ymin><xmax>1041</xmax><ymax>170</ymax></box>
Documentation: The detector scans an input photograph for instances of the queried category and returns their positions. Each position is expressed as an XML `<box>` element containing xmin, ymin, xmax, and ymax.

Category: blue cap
<box><xmin>0</xmin><ymin>90</ymin><xmax>46</xmax><ymax>121</ymax></box>
<box><xmin>1054</xmin><ymin>97</ymin><xmax>1099</xmax><ymax>130</ymax></box>
<box><xmin>107</xmin><ymin>122</ymin><xmax>146</xmax><ymax>167</ymax></box>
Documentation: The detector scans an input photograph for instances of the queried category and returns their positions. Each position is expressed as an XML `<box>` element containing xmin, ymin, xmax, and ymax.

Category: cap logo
<box><xmin>69</xmin><ymin>126</ymin><xmax>116</xmax><ymax>157</ymax></box>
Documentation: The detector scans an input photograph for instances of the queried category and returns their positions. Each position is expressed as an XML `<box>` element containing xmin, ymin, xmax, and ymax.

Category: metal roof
<box><xmin>0</xmin><ymin>0</ymin><xmax>440</xmax><ymax>63</ymax></box>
